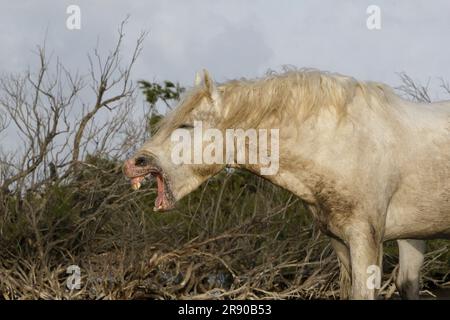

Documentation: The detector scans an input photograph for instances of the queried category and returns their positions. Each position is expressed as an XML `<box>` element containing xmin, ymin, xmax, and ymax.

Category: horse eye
<box><xmin>178</xmin><ymin>124</ymin><xmax>194</xmax><ymax>129</ymax></box>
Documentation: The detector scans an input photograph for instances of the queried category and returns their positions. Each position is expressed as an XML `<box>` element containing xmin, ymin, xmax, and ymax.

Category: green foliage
<box><xmin>138</xmin><ymin>80</ymin><xmax>185</xmax><ymax>135</ymax></box>
<box><xmin>138</xmin><ymin>80</ymin><xmax>185</xmax><ymax>110</ymax></box>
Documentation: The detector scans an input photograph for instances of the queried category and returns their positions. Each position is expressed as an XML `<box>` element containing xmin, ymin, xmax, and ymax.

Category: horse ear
<box><xmin>194</xmin><ymin>69</ymin><xmax>220</xmax><ymax>104</ymax></box>
<box><xmin>202</xmin><ymin>69</ymin><xmax>220</xmax><ymax>102</ymax></box>
<box><xmin>194</xmin><ymin>71</ymin><xmax>202</xmax><ymax>86</ymax></box>
<box><xmin>202</xmin><ymin>69</ymin><xmax>214</xmax><ymax>92</ymax></box>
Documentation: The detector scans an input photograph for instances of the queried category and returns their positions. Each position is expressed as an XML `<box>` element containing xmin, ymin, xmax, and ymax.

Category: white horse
<box><xmin>124</xmin><ymin>69</ymin><xmax>450</xmax><ymax>299</ymax></box>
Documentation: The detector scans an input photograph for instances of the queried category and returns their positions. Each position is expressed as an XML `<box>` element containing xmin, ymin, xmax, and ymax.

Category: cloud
<box><xmin>3</xmin><ymin>0</ymin><xmax>450</xmax><ymax>151</ymax></box>
<box><xmin>1</xmin><ymin>0</ymin><xmax>450</xmax><ymax>94</ymax></box>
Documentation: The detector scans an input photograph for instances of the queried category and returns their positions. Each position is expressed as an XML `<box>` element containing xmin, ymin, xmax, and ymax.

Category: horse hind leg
<box><xmin>395</xmin><ymin>239</ymin><xmax>426</xmax><ymax>300</ymax></box>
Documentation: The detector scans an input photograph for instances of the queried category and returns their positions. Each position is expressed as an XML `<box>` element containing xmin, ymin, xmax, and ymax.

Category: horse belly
<box><xmin>385</xmin><ymin>188</ymin><xmax>450</xmax><ymax>240</ymax></box>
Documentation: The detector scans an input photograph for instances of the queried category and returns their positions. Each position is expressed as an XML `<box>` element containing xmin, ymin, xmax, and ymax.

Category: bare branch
<box><xmin>71</xmin><ymin>20</ymin><xmax>146</xmax><ymax>168</ymax></box>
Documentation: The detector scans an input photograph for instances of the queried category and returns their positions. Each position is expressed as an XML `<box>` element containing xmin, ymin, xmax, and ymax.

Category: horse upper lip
<box><xmin>132</xmin><ymin>168</ymin><xmax>160</xmax><ymax>178</ymax></box>
<box><xmin>124</xmin><ymin>165</ymin><xmax>161</xmax><ymax>179</ymax></box>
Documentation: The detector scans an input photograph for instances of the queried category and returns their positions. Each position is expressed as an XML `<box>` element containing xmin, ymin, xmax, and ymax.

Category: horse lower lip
<box><xmin>155</xmin><ymin>173</ymin><xmax>165</xmax><ymax>208</ymax></box>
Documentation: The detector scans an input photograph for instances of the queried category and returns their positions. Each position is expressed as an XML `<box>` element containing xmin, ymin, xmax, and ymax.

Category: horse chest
<box><xmin>306</xmin><ymin>204</ymin><xmax>346</xmax><ymax>238</ymax></box>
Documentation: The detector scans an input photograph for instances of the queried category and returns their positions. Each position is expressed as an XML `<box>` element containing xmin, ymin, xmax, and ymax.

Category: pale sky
<box><xmin>1</xmin><ymin>0</ymin><xmax>450</xmax><ymax>98</ymax></box>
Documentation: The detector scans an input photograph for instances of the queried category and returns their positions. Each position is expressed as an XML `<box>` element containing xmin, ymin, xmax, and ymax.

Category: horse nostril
<box><xmin>135</xmin><ymin>156</ymin><xmax>150</xmax><ymax>167</ymax></box>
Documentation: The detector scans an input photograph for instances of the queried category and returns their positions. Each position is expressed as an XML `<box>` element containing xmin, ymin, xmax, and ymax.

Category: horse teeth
<box><xmin>131</xmin><ymin>182</ymin><xmax>141</xmax><ymax>190</ymax></box>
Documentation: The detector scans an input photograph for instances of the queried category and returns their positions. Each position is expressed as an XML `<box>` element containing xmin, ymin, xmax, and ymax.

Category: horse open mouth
<box><xmin>128</xmin><ymin>170</ymin><xmax>175</xmax><ymax>212</ymax></box>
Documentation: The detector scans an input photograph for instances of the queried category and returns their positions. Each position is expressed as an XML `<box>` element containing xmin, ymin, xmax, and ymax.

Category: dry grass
<box><xmin>0</xmin><ymin>162</ymin><xmax>340</xmax><ymax>300</ymax></box>
<box><xmin>1</xmin><ymin>163</ymin><xmax>448</xmax><ymax>300</ymax></box>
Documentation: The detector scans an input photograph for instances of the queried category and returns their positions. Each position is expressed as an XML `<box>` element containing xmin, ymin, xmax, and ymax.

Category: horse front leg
<box><xmin>345</xmin><ymin>222</ymin><xmax>383</xmax><ymax>300</ymax></box>
<box><xmin>331</xmin><ymin>239</ymin><xmax>352</xmax><ymax>299</ymax></box>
